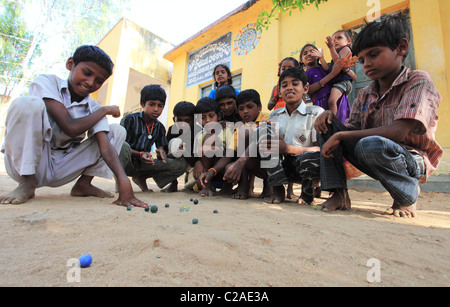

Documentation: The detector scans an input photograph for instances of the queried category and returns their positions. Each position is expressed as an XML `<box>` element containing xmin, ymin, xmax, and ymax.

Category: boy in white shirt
<box><xmin>258</xmin><ymin>67</ymin><xmax>324</xmax><ymax>205</ymax></box>
<box><xmin>1</xmin><ymin>45</ymin><xmax>147</xmax><ymax>208</ymax></box>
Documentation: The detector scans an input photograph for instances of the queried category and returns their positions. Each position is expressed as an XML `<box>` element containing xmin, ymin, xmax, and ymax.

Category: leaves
<box><xmin>256</xmin><ymin>0</ymin><xmax>328</xmax><ymax>31</ymax></box>
<box><xmin>0</xmin><ymin>0</ymin><xmax>127</xmax><ymax>101</ymax></box>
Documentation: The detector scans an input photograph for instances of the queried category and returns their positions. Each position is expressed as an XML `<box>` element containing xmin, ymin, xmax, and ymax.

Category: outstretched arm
<box><xmin>95</xmin><ymin>131</ymin><xmax>148</xmax><ymax>208</ymax></box>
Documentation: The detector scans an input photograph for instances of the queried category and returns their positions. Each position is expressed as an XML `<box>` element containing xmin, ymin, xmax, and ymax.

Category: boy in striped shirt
<box><xmin>314</xmin><ymin>13</ymin><xmax>442</xmax><ymax>217</ymax></box>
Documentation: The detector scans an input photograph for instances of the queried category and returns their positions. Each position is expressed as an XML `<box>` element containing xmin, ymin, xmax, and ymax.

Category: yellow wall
<box><xmin>164</xmin><ymin>0</ymin><xmax>449</xmax><ymax>150</ymax></box>
<box><xmin>95</xmin><ymin>18</ymin><xmax>174</xmax><ymax>124</ymax></box>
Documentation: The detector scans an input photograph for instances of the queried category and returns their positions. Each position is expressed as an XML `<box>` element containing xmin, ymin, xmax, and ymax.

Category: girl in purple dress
<box><xmin>299</xmin><ymin>44</ymin><xmax>352</xmax><ymax>124</ymax></box>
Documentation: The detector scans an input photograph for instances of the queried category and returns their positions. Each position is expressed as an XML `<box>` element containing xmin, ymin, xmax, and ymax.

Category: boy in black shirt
<box><xmin>119</xmin><ymin>85</ymin><xmax>186</xmax><ymax>192</ymax></box>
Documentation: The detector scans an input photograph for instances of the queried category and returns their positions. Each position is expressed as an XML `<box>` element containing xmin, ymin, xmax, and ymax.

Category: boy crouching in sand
<box><xmin>314</xmin><ymin>13</ymin><xmax>442</xmax><ymax>217</ymax></box>
<box><xmin>1</xmin><ymin>45</ymin><xmax>147</xmax><ymax>208</ymax></box>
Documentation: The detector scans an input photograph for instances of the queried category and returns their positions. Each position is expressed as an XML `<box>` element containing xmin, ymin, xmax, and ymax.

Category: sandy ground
<box><xmin>0</xmin><ymin>171</ymin><xmax>449</xmax><ymax>287</ymax></box>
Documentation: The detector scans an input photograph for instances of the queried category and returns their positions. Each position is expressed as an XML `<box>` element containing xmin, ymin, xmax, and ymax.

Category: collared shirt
<box><xmin>269</xmin><ymin>101</ymin><xmax>324</xmax><ymax>148</ymax></box>
<box><xmin>346</xmin><ymin>66</ymin><xmax>443</xmax><ymax>179</ymax></box>
<box><xmin>120</xmin><ymin>112</ymin><xmax>168</xmax><ymax>153</ymax></box>
<box><xmin>29</xmin><ymin>74</ymin><xmax>110</xmax><ymax>150</ymax></box>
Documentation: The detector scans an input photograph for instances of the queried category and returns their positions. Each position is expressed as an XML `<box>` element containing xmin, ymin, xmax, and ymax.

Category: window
<box><xmin>200</xmin><ymin>72</ymin><xmax>242</xmax><ymax>98</ymax></box>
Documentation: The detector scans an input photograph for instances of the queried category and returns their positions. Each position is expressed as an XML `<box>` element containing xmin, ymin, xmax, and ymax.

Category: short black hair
<box><xmin>173</xmin><ymin>101</ymin><xmax>195</xmax><ymax>117</ymax></box>
<box><xmin>215</xmin><ymin>85</ymin><xmax>237</xmax><ymax>102</ymax></box>
<box><xmin>236</xmin><ymin>89</ymin><xmax>261</xmax><ymax>108</ymax></box>
<box><xmin>140</xmin><ymin>85</ymin><xmax>167</xmax><ymax>104</ymax></box>
<box><xmin>72</xmin><ymin>45</ymin><xmax>114</xmax><ymax>76</ymax></box>
<box><xmin>352</xmin><ymin>12</ymin><xmax>410</xmax><ymax>59</ymax></box>
<box><xmin>279</xmin><ymin>67</ymin><xmax>308</xmax><ymax>88</ymax></box>
<box><xmin>194</xmin><ymin>97</ymin><xmax>219</xmax><ymax>114</ymax></box>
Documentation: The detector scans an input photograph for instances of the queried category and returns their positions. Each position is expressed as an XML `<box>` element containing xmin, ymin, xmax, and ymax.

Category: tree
<box><xmin>0</xmin><ymin>0</ymin><xmax>127</xmax><ymax>103</ymax></box>
<box><xmin>256</xmin><ymin>0</ymin><xmax>328</xmax><ymax>31</ymax></box>
<box><xmin>0</xmin><ymin>0</ymin><xmax>41</xmax><ymax>104</ymax></box>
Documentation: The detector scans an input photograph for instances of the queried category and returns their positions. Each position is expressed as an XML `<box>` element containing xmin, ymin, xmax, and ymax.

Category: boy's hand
<box><xmin>321</xmin><ymin>133</ymin><xmax>341</xmax><ymax>159</ymax></box>
<box><xmin>105</xmin><ymin>105</ymin><xmax>121</xmax><ymax>118</ymax></box>
<box><xmin>314</xmin><ymin>110</ymin><xmax>335</xmax><ymax>134</ymax></box>
<box><xmin>156</xmin><ymin>148</ymin><xmax>167</xmax><ymax>163</ymax></box>
<box><xmin>193</xmin><ymin>161</ymin><xmax>205</xmax><ymax>180</ymax></box>
<box><xmin>198</xmin><ymin>170</ymin><xmax>215</xmax><ymax>189</ymax></box>
<box><xmin>112</xmin><ymin>179</ymin><xmax>148</xmax><ymax>208</ymax></box>
<box><xmin>223</xmin><ymin>161</ymin><xmax>242</xmax><ymax>184</ymax></box>
<box><xmin>140</xmin><ymin>152</ymin><xmax>155</xmax><ymax>165</ymax></box>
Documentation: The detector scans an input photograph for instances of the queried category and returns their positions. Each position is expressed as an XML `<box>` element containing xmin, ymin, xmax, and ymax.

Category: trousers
<box><xmin>1</xmin><ymin>96</ymin><xmax>125</xmax><ymax>188</ymax></box>
<box><xmin>318</xmin><ymin>118</ymin><xmax>425</xmax><ymax>206</ymax></box>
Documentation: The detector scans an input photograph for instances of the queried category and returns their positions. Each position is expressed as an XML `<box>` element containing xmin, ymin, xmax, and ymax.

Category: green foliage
<box><xmin>0</xmin><ymin>0</ymin><xmax>127</xmax><ymax>101</ymax></box>
<box><xmin>256</xmin><ymin>0</ymin><xmax>328</xmax><ymax>31</ymax></box>
<box><xmin>0</xmin><ymin>0</ymin><xmax>41</xmax><ymax>100</ymax></box>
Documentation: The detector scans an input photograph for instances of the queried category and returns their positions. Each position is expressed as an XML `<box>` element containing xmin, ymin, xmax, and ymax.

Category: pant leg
<box><xmin>354</xmin><ymin>136</ymin><xmax>422</xmax><ymax>206</ymax></box>
<box><xmin>294</xmin><ymin>151</ymin><xmax>321</xmax><ymax>203</ymax></box>
<box><xmin>254</xmin><ymin>123</ymin><xmax>287</xmax><ymax>187</ymax></box>
<box><xmin>317</xmin><ymin>119</ymin><xmax>357</xmax><ymax>191</ymax></box>
<box><xmin>138</xmin><ymin>158</ymin><xmax>187</xmax><ymax>189</ymax></box>
<box><xmin>318</xmin><ymin>118</ymin><xmax>423</xmax><ymax>205</ymax></box>
<box><xmin>2</xmin><ymin>96</ymin><xmax>52</xmax><ymax>183</ymax></box>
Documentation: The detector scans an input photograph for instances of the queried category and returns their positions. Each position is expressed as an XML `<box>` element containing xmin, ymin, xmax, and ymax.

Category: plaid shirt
<box><xmin>346</xmin><ymin>67</ymin><xmax>443</xmax><ymax>181</ymax></box>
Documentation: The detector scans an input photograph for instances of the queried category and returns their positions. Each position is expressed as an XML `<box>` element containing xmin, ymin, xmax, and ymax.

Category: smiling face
<box><xmin>66</xmin><ymin>59</ymin><xmax>110</xmax><ymax>102</ymax></box>
<box><xmin>300</xmin><ymin>45</ymin><xmax>318</xmax><ymax>68</ymax></box>
<box><xmin>279</xmin><ymin>76</ymin><xmax>309</xmax><ymax>108</ymax></box>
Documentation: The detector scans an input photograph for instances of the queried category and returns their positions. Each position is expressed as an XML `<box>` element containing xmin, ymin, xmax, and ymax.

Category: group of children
<box><xmin>0</xmin><ymin>14</ymin><xmax>442</xmax><ymax>218</ymax></box>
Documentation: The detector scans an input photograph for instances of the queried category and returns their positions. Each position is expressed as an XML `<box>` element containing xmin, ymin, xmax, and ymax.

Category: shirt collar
<box><xmin>366</xmin><ymin>66</ymin><xmax>410</xmax><ymax>96</ymax></box>
<box><xmin>280</xmin><ymin>101</ymin><xmax>307</xmax><ymax>115</ymax></box>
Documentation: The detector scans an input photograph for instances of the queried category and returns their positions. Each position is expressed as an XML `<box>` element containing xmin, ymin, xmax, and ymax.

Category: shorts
<box><xmin>333</xmin><ymin>80</ymin><xmax>353</xmax><ymax>96</ymax></box>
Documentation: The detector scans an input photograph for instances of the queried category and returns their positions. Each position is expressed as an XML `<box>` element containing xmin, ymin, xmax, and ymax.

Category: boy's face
<box><xmin>142</xmin><ymin>100</ymin><xmax>164</xmax><ymax>121</ymax></box>
<box><xmin>238</xmin><ymin>100</ymin><xmax>261</xmax><ymax>123</ymax></box>
<box><xmin>201</xmin><ymin>111</ymin><xmax>220</xmax><ymax>127</ymax></box>
<box><xmin>280</xmin><ymin>76</ymin><xmax>309</xmax><ymax>105</ymax></box>
<box><xmin>218</xmin><ymin>98</ymin><xmax>237</xmax><ymax>117</ymax></box>
<box><xmin>66</xmin><ymin>59</ymin><xmax>110</xmax><ymax>98</ymax></box>
<box><xmin>357</xmin><ymin>43</ymin><xmax>407</xmax><ymax>83</ymax></box>
<box><xmin>173</xmin><ymin>115</ymin><xmax>194</xmax><ymax>127</ymax></box>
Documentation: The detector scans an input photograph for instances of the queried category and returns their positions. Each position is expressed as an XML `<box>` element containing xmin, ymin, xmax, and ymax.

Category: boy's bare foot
<box><xmin>297</xmin><ymin>198</ymin><xmax>316</xmax><ymax>206</ymax></box>
<box><xmin>384</xmin><ymin>202</ymin><xmax>417</xmax><ymax>218</ymax></box>
<box><xmin>199</xmin><ymin>188</ymin><xmax>214</xmax><ymax>197</ymax></box>
<box><xmin>384</xmin><ymin>186</ymin><xmax>419</xmax><ymax>218</ymax></box>
<box><xmin>161</xmin><ymin>180</ymin><xmax>178</xmax><ymax>193</ymax></box>
<box><xmin>71</xmin><ymin>181</ymin><xmax>114</xmax><ymax>198</ymax></box>
<box><xmin>0</xmin><ymin>175</ymin><xmax>37</xmax><ymax>204</ymax></box>
<box><xmin>264</xmin><ymin>185</ymin><xmax>285</xmax><ymax>204</ymax></box>
<box><xmin>258</xmin><ymin>182</ymin><xmax>271</xmax><ymax>198</ymax></box>
<box><xmin>232</xmin><ymin>184</ymin><xmax>249</xmax><ymax>200</ymax></box>
<box><xmin>286</xmin><ymin>183</ymin><xmax>296</xmax><ymax>199</ymax></box>
<box><xmin>219</xmin><ymin>182</ymin><xmax>234</xmax><ymax>196</ymax></box>
<box><xmin>132</xmin><ymin>176</ymin><xmax>153</xmax><ymax>192</ymax></box>
<box><xmin>321</xmin><ymin>188</ymin><xmax>351</xmax><ymax>212</ymax></box>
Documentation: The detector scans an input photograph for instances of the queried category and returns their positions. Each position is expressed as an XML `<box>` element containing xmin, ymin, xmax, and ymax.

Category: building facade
<box><xmin>163</xmin><ymin>0</ymin><xmax>450</xmax><ymax>173</ymax></box>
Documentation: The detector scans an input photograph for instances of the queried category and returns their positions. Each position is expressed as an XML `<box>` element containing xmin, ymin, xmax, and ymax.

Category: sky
<box><xmin>123</xmin><ymin>0</ymin><xmax>250</xmax><ymax>45</ymax></box>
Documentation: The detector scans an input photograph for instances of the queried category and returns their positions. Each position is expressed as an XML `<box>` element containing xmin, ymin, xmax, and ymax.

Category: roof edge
<box><xmin>163</xmin><ymin>0</ymin><xmax>259</xmax><ymax>59</ymax></box>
